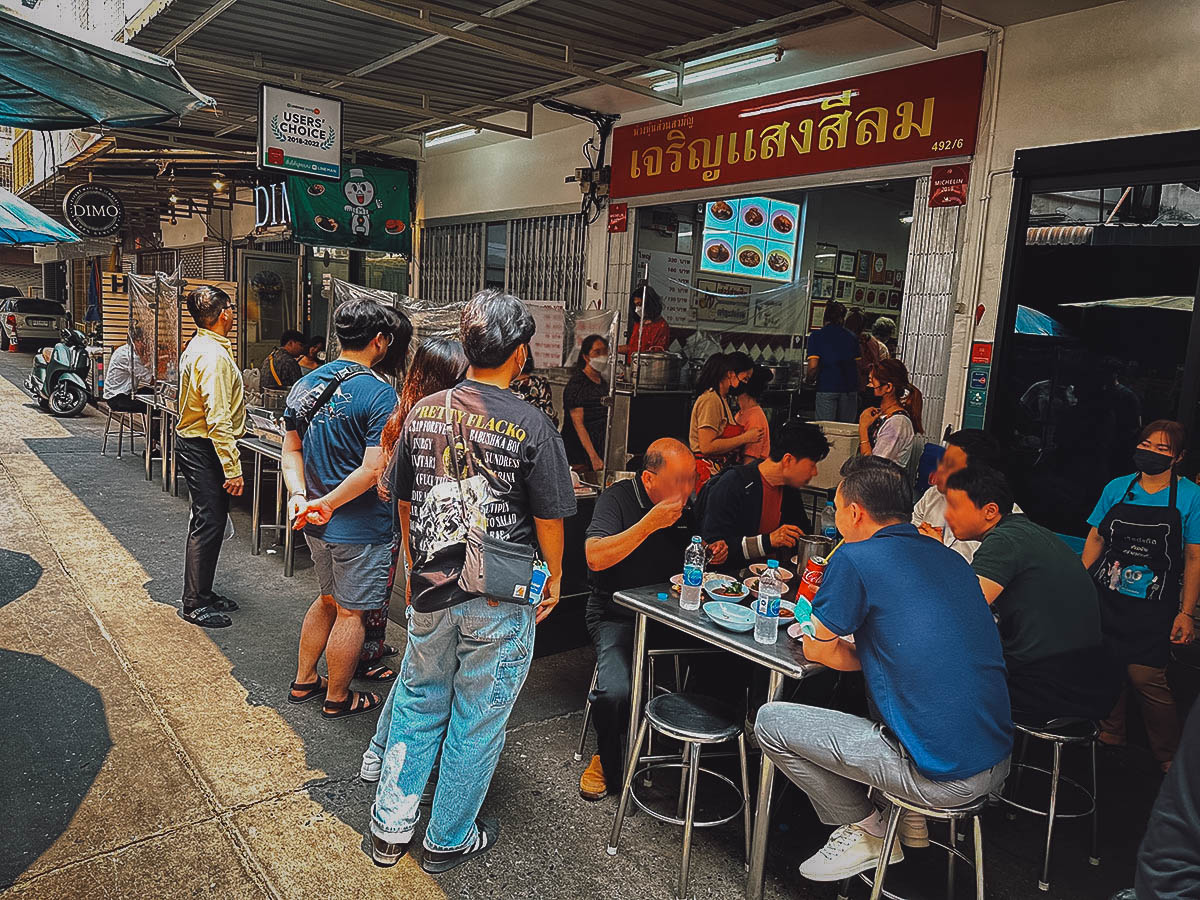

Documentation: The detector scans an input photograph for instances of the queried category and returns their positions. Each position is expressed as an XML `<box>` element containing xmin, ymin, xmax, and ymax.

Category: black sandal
<box><xmin>356</xmin><ymin>664</ymin><xmax>397</xmax><ymax>684</ymax></box>
<box><xmin>379</xmin><ymin>644</ymin><xmax>399</xmax><ymax>660</ymax></box>
<box><xmin>206</xmin><ymin>593</ymin><xmax>240</xmax><ymax>612</ymax></box>
<box><xmin>322</xmin><ymin>690</ymin><xmax>382</xmax><ymax>720</ymax></box>
<box><xmin>178</xmin><ymin>606</ymin><xmax>232</xmax><ymax>628</ymax></box>
<box><xmin>288</xmin><ymin>675</ymin><xmax>328</xmax><ymax>704</ymax></box>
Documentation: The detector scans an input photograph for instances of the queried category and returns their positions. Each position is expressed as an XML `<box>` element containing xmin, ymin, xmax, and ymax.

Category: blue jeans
<box><xmin>814</xmin><ymin>391</ymin><xmax>858</xmax><ymax>423</ymax></box>
<box><xmin>370</xmin><ymin>597</ymin><xmax>535</xmax><ymax>850</ymax></box>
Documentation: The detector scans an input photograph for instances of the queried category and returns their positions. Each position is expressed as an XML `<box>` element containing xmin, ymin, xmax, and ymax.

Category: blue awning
<box><xmin>1015</xmin><ymin>305</ymin><xmax>1069</xmax><ymax>336</ymax></box>
<box><xmin>0</xmin><ymin>188</ymin><xmax>78</xmax><ymax>245</ymax></box>
<box><xmin>0</xmin><ymin>5</ymin><xmax>214</xmax><ymax>130</ymax></box>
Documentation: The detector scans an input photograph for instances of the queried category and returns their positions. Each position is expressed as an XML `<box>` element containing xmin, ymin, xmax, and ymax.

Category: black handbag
<box><xmin>443</xmin><ymin>389</ymin><xmax>539</xmax><ymax>604</ymax></box>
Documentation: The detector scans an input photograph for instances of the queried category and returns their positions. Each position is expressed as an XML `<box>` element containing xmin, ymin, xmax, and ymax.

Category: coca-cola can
<box><xmin>796</xmin><ymin>555</ymin><xmax>828</xmax><ymax>602</ymax></box>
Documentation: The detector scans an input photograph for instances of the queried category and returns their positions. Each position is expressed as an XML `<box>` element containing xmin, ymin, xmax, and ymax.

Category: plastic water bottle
<box><xmin>680</xmin><ymin>536</ymin><xmax>705</xmax><ymax>611</ymax></box>
<box><xmin>755</xmin><ymin>560</ymin><xmax>782</xmax><ymax>644</ymax></box>
<box><xmin>821</xmin><ymin>501</ymin><xmax>839</xmax><ymax>542</ymax></box>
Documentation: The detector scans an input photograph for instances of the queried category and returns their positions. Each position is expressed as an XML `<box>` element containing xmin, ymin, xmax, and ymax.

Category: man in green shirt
<box><xmin>943</xmin><ymin>465</ymin><xmax>1119</xmax><ymax>722</ymax></box>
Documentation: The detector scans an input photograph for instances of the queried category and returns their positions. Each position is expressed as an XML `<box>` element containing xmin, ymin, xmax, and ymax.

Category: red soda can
<box><xmin>796</xmin><ymin>556</ymin><xmax>828</xmax><ymax>603</ymax></box>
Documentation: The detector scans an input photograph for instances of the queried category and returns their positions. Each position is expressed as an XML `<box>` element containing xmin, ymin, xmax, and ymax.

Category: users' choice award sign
<box><xmin>259</xmin><ymin>84</ymin><xmax>342</xmax><ymax>180</ymax></box>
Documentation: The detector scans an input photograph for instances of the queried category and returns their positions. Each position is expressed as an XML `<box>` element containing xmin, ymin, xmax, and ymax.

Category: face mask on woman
<box><xmin>589</xmin><ymin>354</ymin><xmax>609</xmax><ymax>371</ymax></box>
<box><xmin>1134</xmin><ymin>448</ymin><xmax>1174</xmax><ymax>476</ymax></box>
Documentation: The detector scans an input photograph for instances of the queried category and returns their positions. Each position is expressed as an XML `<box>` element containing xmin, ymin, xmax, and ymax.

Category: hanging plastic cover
<box><xmin>326</xmin><ymin>277</ymin><xmax>466</xmax><ymax>365</ymax></box>
<box><xmin>127</xmin><ymin>269</ymin><xmax>183</xmax><ymax>381</ymax></box>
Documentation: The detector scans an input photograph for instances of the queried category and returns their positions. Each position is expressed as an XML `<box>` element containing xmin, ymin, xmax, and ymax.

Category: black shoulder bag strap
<box><xmin>298</xmin><ymin>364</ymin><xmax>371</xmax><ymax>429</ymax></box>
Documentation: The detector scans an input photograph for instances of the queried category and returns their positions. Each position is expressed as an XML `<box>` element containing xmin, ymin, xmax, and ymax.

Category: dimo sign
<box><xmin>62</xmin><ymin>184</ymin><xmax>124</xmax><ymax>237</ymax></box>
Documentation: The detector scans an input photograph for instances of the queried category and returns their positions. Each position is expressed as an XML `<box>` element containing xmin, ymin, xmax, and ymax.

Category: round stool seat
<box><xmin>645</xmin><ymin>692</ymin><xmax>741</xmax><ymax>743</ymax></box>
<box><xmin>1013</xmin><ymin>717</ymin><xmax>1098</xmax><ymax>744</ymax></box>
<box><xmin>878</xmin><ymin>789</ymin><xmax>989</xmax><ymax>820</ymax></box>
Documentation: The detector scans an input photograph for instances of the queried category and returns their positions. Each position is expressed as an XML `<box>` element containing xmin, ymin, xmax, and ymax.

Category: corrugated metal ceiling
<box><xmin>123</xmin><ymin>0</ymin><xmax>897</xmax><ymax>154</ymax></box>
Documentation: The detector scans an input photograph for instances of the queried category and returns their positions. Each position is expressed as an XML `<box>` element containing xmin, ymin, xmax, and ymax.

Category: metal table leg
<box><xmin>159</xmin><ymin>410</ymin><xmax>170</xmax><ymax>492</ymax></box>
<box><xmin>169</xmin><ymin>416</ymin><xmax>179</xmax><ymax>496</ymax></box>
<box><xmin>625</xmin><ymin>612</ymin><xmax>648</xmax><ymax>775</ymax></box>
<box><xmin>747</xmin><ymin>670</ymin><xmax>786</xmax><ymax>900</ymax></box>
<box><xmin>250</xmin><ymin>449</ymin><xmax>263</xmax><ymax>555</ymax></box>
<box><xmin>143</xmin><ymin>408</ymin><xmax>153</xmax><ymax>481</ymax></box>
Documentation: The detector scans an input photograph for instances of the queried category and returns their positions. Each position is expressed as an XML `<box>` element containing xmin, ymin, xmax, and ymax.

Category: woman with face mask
<box><xmin>509</xmin><ymin>343</ymin><xmax>558</xmax><ymax>426</ymax></box>
<box><xmin>619</xmin><ymin>283</ymin><xmax>671</xmax><ymax>364</ymax></box>
<box><xmin>859</xmin><ymin>358</ymin><xmax>923</xmax><ymax>467</ymax></box>
<box><xmin>561</xmin><ymin>334</ymin><xmax>610</xmax><ymax>473</ymax></box>
<box><xmin>689</xmin><ymin>352</ymin><xmax>761</xmax><ymax>489</ymax></box>
<box><xmin>1082</xmin><ymin>420</ymin><xmax>1200</xmax><ymax>772</ymax></box>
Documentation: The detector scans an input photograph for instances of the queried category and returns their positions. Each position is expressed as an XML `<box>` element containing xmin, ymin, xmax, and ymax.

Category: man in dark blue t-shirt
<box><xmin>755</xmin><ymin>456</ymin><xmax>1012</xmax><ymax>884</ymax></box>
<box><xmin>282</xmin><ymin>298</ymin><xmax>411</xmax><ymax>721</ymax></box>
<box><xmin>806</xmin><ymin>300</ymin><xmax>860</xmax><ymax>423</ymax></box>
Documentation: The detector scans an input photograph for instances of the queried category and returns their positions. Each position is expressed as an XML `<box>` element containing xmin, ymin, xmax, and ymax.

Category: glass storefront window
<box><xmin>241</xmin><ymin>251</ymin><xmax>299</xmax><ymax>368</ymax></box>
<box><xmin>485</xmin><ymin>221</ymin><xmax>506</xmax><ymax>289</ymax></box>
<box><xmin>305</xmin><ymin>246</ymin><xmax>350</xmax><ymax>343</ymax></box>
<box><xmin>364</xmin><ymin>251</ymin><xmax>409</xmax><ymax>296</ymax></box>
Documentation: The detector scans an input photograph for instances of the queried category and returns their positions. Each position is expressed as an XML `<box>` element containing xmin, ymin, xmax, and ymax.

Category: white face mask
<box><xmin>589</xmin><ymin>355</ymin><xmax>609</xmax><ymax>371</ymax></box>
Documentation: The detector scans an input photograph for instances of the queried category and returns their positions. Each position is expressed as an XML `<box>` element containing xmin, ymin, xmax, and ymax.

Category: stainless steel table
<box><xmin>236</xmin><ymin>436</ymin><xmax>296</xmax><ymax>577</ymax></box>
<box><xmin>614</xmin><ymin>586</ymin><xmax>824</xmax><ymax>900</ymax></box>
<box><xmin>135</xmin><ymin>394</ymin><xmax>177</xmax><ymax>492</ymax></box>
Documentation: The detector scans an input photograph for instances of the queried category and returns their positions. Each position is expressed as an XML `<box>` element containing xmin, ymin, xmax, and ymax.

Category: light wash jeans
<box><xmin>370</xmin><ymin>597</ymin><xmax>535</xmax><ymax>851</ymax></box>
<box><xmin>814</xmin><ymin>391</ymin><xmax>858</xmax><ymax>423</ymax></box>
<box><xmin>755</xmin><ymin>703</ymin><xmax>1010</xmax><ymax>825</ymax></box>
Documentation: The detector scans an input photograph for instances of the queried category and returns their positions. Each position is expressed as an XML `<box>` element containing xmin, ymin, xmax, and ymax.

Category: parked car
<box><xmin>1</xmin><ymin>297</ymin><xmax>71</xmax><ymax>352</ymax></box>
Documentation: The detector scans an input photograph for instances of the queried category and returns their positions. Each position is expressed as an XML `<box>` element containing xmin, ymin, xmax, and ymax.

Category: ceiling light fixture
<box><xmin>212</xmin><ymin>172</ymin><xmax>226</xmax><ymax>192</ymax></box>
<box><xmin>425</xmin><ymin>125</ymin><xmax>482</xmax><ymax>148</ymax></box>
<box><xmin>648</xmin><ymin>41</ymin><xmax>781</xmax><ymax>93</ymax></box>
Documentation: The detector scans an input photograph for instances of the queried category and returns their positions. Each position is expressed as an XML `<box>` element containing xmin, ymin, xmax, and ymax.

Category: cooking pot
<box><xmin>763</xmin><ymin>363</ymin><xmax>794</xmax><ymax>388</ymax></box>
<box><xmin>628</xmin><ymin>351</ymin><xmax>682</xmax><ymax>388</ymax></box>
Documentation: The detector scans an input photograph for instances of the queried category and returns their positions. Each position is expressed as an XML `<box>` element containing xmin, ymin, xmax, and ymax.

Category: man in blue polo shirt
<box><xmin>755</xmin><ymin>455</ymin><xmax>1012</xmax><ymax>883</ymax></box>
<box><xmin>806</xmin><ymin>300</ymin><xmax>860</xmax><ymax>422</ymax></box>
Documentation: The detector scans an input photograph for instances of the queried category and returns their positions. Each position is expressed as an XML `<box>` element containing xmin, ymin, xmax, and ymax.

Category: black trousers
<box><xmin>107</xmin><ymin>392</ymin><xmax>143</xmax><ymax>412</ymax></box>
<box><xmin>176</xmin><ymin>436</ymin><xmax>230</xmax><ymax>613</ymax></box>
<box><xmin>585</xmin><ymin>603</ymin><xmax>635</xmax><ymax>785</ymax></box>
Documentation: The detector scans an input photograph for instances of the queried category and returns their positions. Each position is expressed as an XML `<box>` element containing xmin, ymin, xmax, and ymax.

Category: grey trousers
<box><xmin>755</xmin><ymin>703</ymin><xmax>1010</xmax><ymax>825</ymax></box>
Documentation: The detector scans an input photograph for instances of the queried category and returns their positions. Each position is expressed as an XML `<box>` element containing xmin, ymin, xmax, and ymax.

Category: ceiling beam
<box><xmin>832</xmin><ymin>0</ymin><xmax>941</xmax><ymax>49</ymax></box>
<box><xmin>159</xmin><ymin>0</ymin><xmax>241</xmax><ymax>54</ymax></box>
<box><xmin>322</xmin><ymin>0</ymin><xmax>683</xmax><ymax>105</ymax></box>
<box><xmin>394</xmin><ymin>1</ymin><xmax>846</xmax><ymax>137</ymax></box>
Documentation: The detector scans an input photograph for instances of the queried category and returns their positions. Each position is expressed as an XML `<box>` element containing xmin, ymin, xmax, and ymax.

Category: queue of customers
<box><xmin>169</xmin><ymin>282</ymin><xmax>1196</xmax><ymax>885</ymax></box>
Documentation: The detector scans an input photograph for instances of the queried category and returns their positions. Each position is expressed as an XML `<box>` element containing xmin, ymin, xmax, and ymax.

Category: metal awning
<box><xmin>118</xmin><ymin>0</ymin><xmax>926</xmax><ymax>155</ymax></box>
<box><xmin>1026</xmin><ymin>222</ymin><xmax>1200</xmax><ymax>247</ymax></box>
<box><xmin>0</xmin><ymin>4</ymin><xmax>214</xmax><ymax>130</ymax></box>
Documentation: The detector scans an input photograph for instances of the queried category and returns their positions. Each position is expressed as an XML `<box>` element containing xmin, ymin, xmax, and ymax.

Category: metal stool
<box><xmin>607</xmin><ymin>692</ymin><xmax>752</xmax><ymax>900</ymax></box>
<box><xmin>101</xmin><ymin>404</ymin><xmax>148</xmax><ymax>459</ymax></box>
<box><xmin>838</xmin><ymin>791</ymin><xmax>988</xmax><ymax>900</ymax></box>
<box><xmin>994</xmin><ymin>717</ymin><xmax>1099</xmax><ymax>892</ymax></box>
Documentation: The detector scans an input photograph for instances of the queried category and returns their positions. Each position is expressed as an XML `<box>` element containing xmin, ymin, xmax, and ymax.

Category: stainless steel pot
<box><xmin>628</xmin><ymin>351</ymin><xmax>682</xmax><ymax>388</ymax></box>
<box><xmin>763</xmin><ymin>363</ymin><xmax>794</xmax><ymax>388</ymax></box>
<box><xmin>794</xmin><ymin>535</ymin><xmax>835</xmax><ymax>571</ymax></box>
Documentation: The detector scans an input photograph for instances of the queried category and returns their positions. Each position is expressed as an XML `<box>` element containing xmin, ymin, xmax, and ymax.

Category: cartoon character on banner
<box><xmin>343</xmin><ymin>168</ymin><xmax>382</xmax><ymax>239</ymax></box>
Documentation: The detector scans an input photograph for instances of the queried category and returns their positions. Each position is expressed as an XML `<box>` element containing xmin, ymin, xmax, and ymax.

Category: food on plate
<box><xmin>314</xmin><ymin>215</ymin><xmax>338</xmax><ymax>232</ymax></box>
<box><xmin>385</xmin><ymin>219</ymin><xmax>406</xmax><ymax>234</ymax></box>
<box><xmin>709</xmin><ymin>580</ymin><xmax>745</xmax><ymax>598</ymax></box>
<box><xmin>742</xmin><ymin>206</ymin><xmax>764</xmax><ymax>227</ymax></box>
<box><xmin>710</xmin><ymin>200</ymin><xmax>734</xmax><ymax>220</ymax></box>
<box><xmin>771</xmin><ymin>213</ymin><xmax>793</xmax><ymax>233</ymax></box>
<box><xmin>706</xmin><ymin>241</ymin><xmax>731</xmax><ymax>263</ymax></box>
<box><xmin>767</xmin><ymin>250</ymin><xmax>791</xmax><ymax>273</ymax></box>
<box><xmin>306</xmin><ymin>183</ymin><xmax>326</xmax><ymax>196</ymax></box>
<box><xmin>738</xmin><ymin>247</ymin><xmax>762</xmax><ymax>267</ymax></box>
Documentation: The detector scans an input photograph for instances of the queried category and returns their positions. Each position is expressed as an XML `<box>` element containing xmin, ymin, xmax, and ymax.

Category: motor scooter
<box><xmin>26</xmin><ymin>328</ymin><xmax>91</xmax><ymax>417</ymax></box>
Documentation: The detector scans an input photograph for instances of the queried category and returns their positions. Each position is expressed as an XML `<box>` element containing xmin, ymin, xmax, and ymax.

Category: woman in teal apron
<box><xmin>1082</xmin><ymin>420</ymin><xmax>1199</xmax><ymax>772</ymax></box>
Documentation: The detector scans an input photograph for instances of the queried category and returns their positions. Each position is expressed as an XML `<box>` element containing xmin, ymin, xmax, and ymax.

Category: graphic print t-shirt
<box><xmin>392</xmin><ymin>380</ymin><xmax>577</xmax><ymax>612</ymax></box>
<box><xmin>283</xmin><ymin>359</ymin><xmax>397</xmax><ymax>544</ymax></box>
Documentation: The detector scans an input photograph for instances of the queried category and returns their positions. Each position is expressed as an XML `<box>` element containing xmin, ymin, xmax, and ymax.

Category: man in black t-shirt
<box><xmin>369</xmin><ymin>290</ymin><xmax>576</xmax><ymax>873</ymax></box>
<box><xmin>943</xmin><ymin>465</ymin><xmax>1119</xmax><ymax>722</ymax></box>
<box><xmin>579</xmin><ymin>438</ymin><xmax>729</xmax><ymax>800</ymax></box>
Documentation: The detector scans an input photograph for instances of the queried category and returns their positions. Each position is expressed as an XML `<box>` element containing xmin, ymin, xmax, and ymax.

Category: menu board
<box><xmin>700</xmin><ymin>195</ymin><xmax>799</xmax><ymax>283</ymax></box>
<box><xmin>525</xmin><ymin>301</ymin><xmax>566</xmax><ymax>368</ymax></box>
<box><xmin>635</xmin><ymin>249</ymin><xmax>694</xmax><ymax>323</ymax></box>
<box><xmin>694</xmin><ymin>278</ymin><xmax>751</xmax><ymax>325</ymax></box>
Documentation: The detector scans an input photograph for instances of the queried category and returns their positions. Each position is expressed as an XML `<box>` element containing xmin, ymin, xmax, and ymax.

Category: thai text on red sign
<box><xmin>971</xmin><ymin>342</ymin><xmax>993</xmax><ymax>365</ymax></box>
<box><xmin>610</xmin><ymin>52</ymin><xmax>986</xmax><ymax>199</ymax></box>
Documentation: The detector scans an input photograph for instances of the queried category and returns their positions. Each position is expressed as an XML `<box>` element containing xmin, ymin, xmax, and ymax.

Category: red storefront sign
<box><xmin>971</xmin><ymin>342</ymin><xmax>993</xmax><ymax>365</ymax></box>
<box><xmin>607</xmin><ymin>202</ymin><xmax>628</xmax><ymax>233</ymax></box>
<box><xmin>930</xmin><ymin>164</ymin><xmax>970</xmax><ymax>207</ymax></box>
<box><xmin>610</xmin><ymin>52</ymin><xmax>986</xmax><ymax>199</ymax></box>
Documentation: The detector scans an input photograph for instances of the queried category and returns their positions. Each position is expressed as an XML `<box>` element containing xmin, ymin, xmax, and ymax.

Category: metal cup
<box><xmin>794</xmin><ymin>534</ymin><xmax>834</xmax><ymax>571</ymax></box>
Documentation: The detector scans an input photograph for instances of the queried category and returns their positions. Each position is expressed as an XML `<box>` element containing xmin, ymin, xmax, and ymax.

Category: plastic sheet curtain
<box><xmin>419</xmin><ymin>223</ymin><xmax>483</xmax><ymax>304</ymax></box>
<box><xmin>128</xmin><ymin>269</ymin><xmax>183</xmax><ymax>382</ymax></box>
<box><xmin>895</xmin><ymin>175</ymin><xmax>964</xmax><ymax>441</ymax></box>
<box><xmin>508</xmin><ymin>214</ymin><xmax>587</xmax><ymax>310</ymax></box>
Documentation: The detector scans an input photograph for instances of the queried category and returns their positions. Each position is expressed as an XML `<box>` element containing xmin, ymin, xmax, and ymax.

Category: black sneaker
<box><xmin>370</xmin><ymin>832</ymin><xmax>412</xmax><ymax>868</ymax></box>
<box><xmin>420</xmin><ymin>818</ymin><xmax>500</xmax><ymax>874</ymax></box>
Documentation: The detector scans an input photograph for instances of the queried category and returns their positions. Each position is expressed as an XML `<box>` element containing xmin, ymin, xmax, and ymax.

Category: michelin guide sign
<box><xmin>258</xmin><ymin>84</ymin><xmax>342</xmax><ymax>180</ymax></box>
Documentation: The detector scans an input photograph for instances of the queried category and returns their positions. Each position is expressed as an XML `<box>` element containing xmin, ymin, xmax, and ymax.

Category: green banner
<box><xmin>286</xmin><ymin>165</ymin><xmax>411</xmax><ymax>254</ymax></box>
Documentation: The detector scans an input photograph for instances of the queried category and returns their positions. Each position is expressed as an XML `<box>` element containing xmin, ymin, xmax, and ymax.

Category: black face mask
<box><xmin>1134</xmin><ymin>448</ymin><xmax>1174</xmax><ymax>476</ymax></box>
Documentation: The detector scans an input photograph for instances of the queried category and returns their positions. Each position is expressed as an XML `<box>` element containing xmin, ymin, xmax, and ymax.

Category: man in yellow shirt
<box><xmin>176</xmin><ymin>285</ymin><xmax>246</xmax><ymax>628</ymax></box>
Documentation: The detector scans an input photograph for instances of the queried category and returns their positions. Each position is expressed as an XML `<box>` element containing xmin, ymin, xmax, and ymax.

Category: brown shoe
<box><xmin>579</xmin><ymin>754</ymin><xmax>607</xmax><ymax>801</ymax></box>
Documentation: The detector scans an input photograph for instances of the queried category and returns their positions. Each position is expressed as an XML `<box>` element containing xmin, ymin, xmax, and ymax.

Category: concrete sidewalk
<box><xmin>0</xmin><ymin>349</ymin><xmax>1166</xmax><ymax>900</ymax></box>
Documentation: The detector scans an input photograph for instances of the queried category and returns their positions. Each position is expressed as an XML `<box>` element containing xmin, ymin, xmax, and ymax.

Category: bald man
<box><xmin>578</xmin><ymin>438</ymin><xmax>728</xmax><ymax>800</ymax></box>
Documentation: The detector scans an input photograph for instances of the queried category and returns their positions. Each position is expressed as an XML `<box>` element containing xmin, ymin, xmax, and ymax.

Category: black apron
<box><xmin>1091</xmin><ymin>474</ymin><xmax>1184</xmax><ymax>668</ymax></box>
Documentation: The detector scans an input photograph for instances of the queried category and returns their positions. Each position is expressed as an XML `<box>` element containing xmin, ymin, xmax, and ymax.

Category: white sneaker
<box><xmin>798</xmin><ymin>824</ymin><xmax>904</xmax><ymax>882</ymax></box>
<box><xmin>898</xmin><ymin>810</ymin><xmax>930</xmax><ymax>848</ymax></box>
<box><xmin>360</xmin><ymin>749</ymin><xmax>382</xmax><ymax>783</ymax></box>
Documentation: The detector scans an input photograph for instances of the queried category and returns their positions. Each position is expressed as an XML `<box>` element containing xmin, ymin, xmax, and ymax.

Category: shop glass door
<box><xmin>240</xmin><ymin>250</ymin><xmax>300</xmax><ymax>369</ymax></box>
<box><xmin>992</xmin><ymin>181</ymin><xmax>1200</xmax><ymax>535</ymax></box>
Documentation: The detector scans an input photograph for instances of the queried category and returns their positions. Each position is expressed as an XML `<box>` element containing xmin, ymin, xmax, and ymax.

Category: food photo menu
<box><xmin>701</xmin><ymin>195</ymin><xmax>799</xmax><ymax>283</ymax></box>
